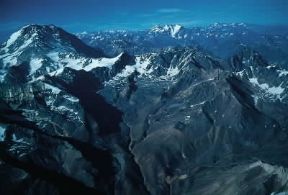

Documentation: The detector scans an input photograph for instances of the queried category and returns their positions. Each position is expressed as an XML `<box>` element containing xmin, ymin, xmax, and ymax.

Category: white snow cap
<box><xmin>5</xmin><ymin>29</ymin><xmax>23</xmax><ymax>48</ymax></box>
<box><xmin>150</xmin><ymin>24</ymin><xmax>183</xmax><ymax>38</ymax></box>
<box><xmin>3</xmin><ymin>24</ymin><xmax>38</xmax><ymax>49</ymax></box>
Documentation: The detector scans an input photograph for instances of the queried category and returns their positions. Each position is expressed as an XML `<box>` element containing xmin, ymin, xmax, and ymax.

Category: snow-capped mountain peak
<box><xmin>4</xmin><ymin>28</ymin><xmax>24</xmax><ymax>49</ymax></box>
<box><xmin>0</xmin><ymin>24</ymin><xmax>106</xmax><ymax>81</ymax></box>
<box><xmin>1</xmin><ymin>24</ymin><xmax>104</xmax><ymax>58</ymax></box>
<box><xmin>2</xmin><ymin>25</ymin><xmax>58</xmax><ymax>50</ymax></box>
<box><xmin>150</xmin><ymin>24</ymin><xmax>184</xmax><ymax>38</ymax></box>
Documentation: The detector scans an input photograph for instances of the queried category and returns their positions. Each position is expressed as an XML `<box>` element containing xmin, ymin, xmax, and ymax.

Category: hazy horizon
<box><xmin>1</xmin><ymin>0</ymin><xmax>288</xmax><ymax>34</ymax></box>
<box><xmin>1</xmin><ymin>22</ymin><xmax>288</xmax><ymax>44</ymax></box>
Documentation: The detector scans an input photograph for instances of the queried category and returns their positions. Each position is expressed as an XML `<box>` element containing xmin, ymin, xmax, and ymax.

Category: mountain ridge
<box><xmin>77</xmin><ymin>23</ymin><xmax>288</xmax><ymax>66</ymax></box>
<box><xmin>0</xmin><ymin>24</ymin><xmax>288</xmax><ymax>195</ymax></box>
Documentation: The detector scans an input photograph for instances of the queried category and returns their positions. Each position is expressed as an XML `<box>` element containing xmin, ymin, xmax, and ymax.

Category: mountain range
<box><xmin>78</xmin><ymin>23</ymin><xmax>288</xmax><ymax>66</ymax></box>
<box><xmin>0</xmin><ymin>23</ymin><xmax>288</xmax><ymax>195</ymax></box>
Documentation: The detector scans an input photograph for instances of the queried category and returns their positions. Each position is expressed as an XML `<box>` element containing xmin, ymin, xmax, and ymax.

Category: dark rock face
<box><xmin>100</xmin><ymin>47</ymin><xmax>288</xmax><ymax>195</ymax></box>
<box><xmin>0</xmin><ymin>24</ymin><xmax>288</xmax><ymax>195</ymax></box>
<box><xmin>4</xmin><ymin>62</ymin><xmax>30</xmax><ymax>84</ymax></box>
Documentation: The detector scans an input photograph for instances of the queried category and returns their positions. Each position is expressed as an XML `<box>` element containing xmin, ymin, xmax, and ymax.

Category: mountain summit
<box><xmin>0</xmin><ymin>24</ymin><xmax>104</xmax><ymax>66</ymax></box>
<box><xmin>150</xmin><ymin>24</ymin><xmax>184</xmax><ymax>37</ymax></box>
<box><xmin>0</xmin><ymin>25</ymin><xmax>107</xmax><ymax>80</ymax></box>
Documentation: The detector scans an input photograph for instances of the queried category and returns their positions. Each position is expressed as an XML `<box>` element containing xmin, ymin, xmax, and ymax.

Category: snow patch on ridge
<box><xmin>111</xmin><ymin>54</ymin><xmax>181</xmax><ymax>82</ymax></box>
<box><xmin>277</xmin><ymin>69</ymin><xmax>288</xmax><ymax>77</ymax></box>
<box><xmin>84</xmin><ymin>53</ymin><xmax>123</xmax><ymax>71</ymax></box>
<box><xmin>5</xmin><ymin>29</ymin><xmax>23</xmax><ymax>49</ymax></box>
<box><xmin>190</xmin><ymin>101</ymin><xmax>206</xmax><ymax>108</ymax></box>
<box><xmin>0</xmin><ymin>124</ymin><xmax>7</xmax><ymax>141</ymax></box>
<box><xmin>63</xmin><ymin>95</ymin><xmax>79</xmax><ymax>103</ymax></box>
<box><xmin>30</xmin><ymin>58</ymin><xmax>44</xmax><ymax>74</ymax></box>
<box><xmin>46</xmin><ymin>52</ymin><xmax>123</xmax><ymax>76</ymax></box>
<box><xmin>1</xmin><ymin>32</ymin><xmax>38</xmax><ymax>68</ymax></box>
<box><xmin>114</xmin><ymin>56</ymin><xmax>153</xmax><ymax>78</ymax></box>
<box><xmin>171</xmin><ymin>25</ymin><xmax>182</xmax><ymax>38</ymax></box>
<box><xmin>166</xmin><ymin>66</ymin><xmax>180</xmax><ymax>77</ymax></box>
<box><xmin>44</xmin><ymin>83</ymin><xmax>61</xmax><ymax>94</ymax></box>
<box><xmin>47</xmin><ymin>52</ymin><xmax>60</xmax><ymax>61</ymax></box>
<box><xmin>249</xmin><ymin>77</ymin><xmax>285</xmax><ymax>100</ymax></box>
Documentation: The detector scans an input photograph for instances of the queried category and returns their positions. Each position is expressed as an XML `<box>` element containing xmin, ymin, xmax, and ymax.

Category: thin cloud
<box><xmin>138</xmin><ymin>8</ymin><xmax>188</xmax><ymax>18</ymax></box>
<box><xmin>156</xmin><ymin>8</ymin><xmax>186</xmax><ymax>14</ymax></box>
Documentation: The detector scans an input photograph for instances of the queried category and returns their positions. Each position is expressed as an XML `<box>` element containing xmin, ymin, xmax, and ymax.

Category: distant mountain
<box><xmin>0</xmin><ymin>24</ymin><xmax>288</xmax><ymax>195</ymax></box>
<box><xmin>149</xmin><ymin>24</ymin><xmax>184</xmax><ymax>38</ymax></box>
<box><xmin>77</xmin><ymin>23</ymin><xmax>288</xmax><ymax>66</ymax></box>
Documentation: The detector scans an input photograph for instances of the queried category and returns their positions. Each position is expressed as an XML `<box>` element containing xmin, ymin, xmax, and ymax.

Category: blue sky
<box><xmin>0</xmin><ymin>0</ymin><xmax>288</xmax><ymax>33</ymax></box>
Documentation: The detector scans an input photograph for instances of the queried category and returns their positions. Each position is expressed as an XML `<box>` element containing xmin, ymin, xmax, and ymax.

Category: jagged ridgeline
<box><xmin>0</xmin><ymin>24</ymin><xmax>288</xmax><ymax>195</ymax></box>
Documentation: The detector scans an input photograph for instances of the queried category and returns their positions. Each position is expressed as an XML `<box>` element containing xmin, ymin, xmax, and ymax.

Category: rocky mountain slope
<box><xmin>0</xmin><ymin>24</ymin><xmax>288</xmax><ymax>195</ymax></box>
